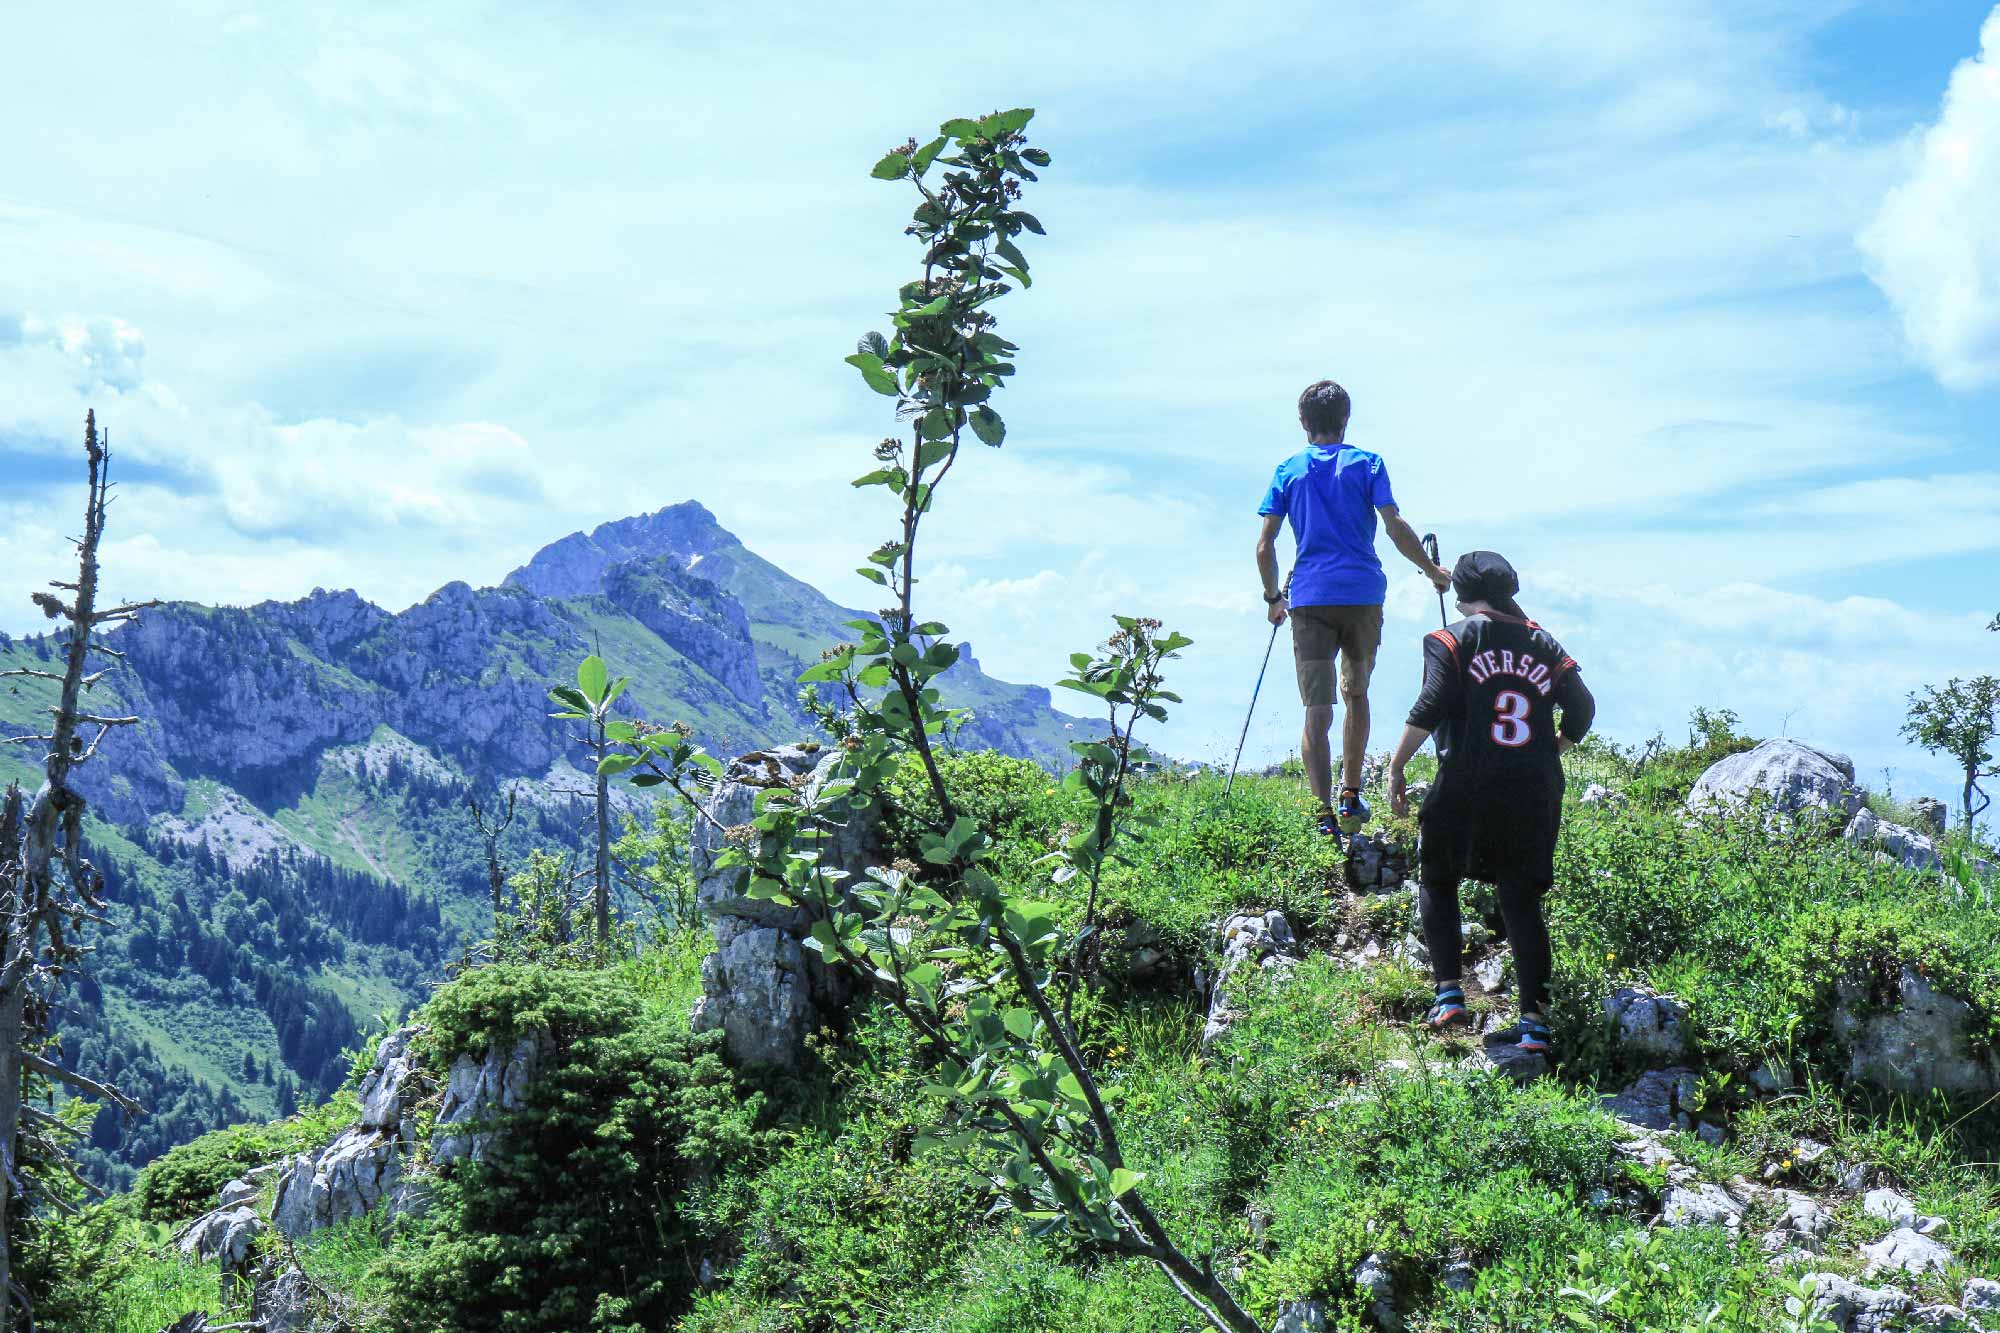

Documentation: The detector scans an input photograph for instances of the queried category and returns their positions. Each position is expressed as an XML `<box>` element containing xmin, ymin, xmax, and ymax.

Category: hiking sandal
<box><xmin>1424</xmin><ymin>988</ymin><xmax>1469</xmax><ymax>1032</ymax></box>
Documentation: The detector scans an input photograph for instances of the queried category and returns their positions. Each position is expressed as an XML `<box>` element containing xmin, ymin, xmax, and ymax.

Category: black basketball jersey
<box><xmin>1409</xmin><ymin>611</ymin><xmax>1593</xmax><ymax>884</ymax></box>
<box><xmin>1422</xmin><ymin>613</ymin><xmax>1580</xmax><ymax>779</ymax></box>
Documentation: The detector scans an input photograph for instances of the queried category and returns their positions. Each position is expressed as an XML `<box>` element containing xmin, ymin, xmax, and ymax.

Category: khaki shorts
<box><xmin>1290</xmin><ymin>603</ymin><xmax>1383</xmax><ymax>707</ymax></box>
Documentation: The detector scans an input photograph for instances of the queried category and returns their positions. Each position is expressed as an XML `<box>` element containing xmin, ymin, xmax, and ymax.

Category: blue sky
<box><xmin>3</xmin><ymin>2</ymin><xmax>1997</xmax><ymax>808</ymax></box>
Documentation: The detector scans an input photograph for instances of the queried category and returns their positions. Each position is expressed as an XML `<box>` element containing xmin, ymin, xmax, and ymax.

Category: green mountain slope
<box><xmin>1</xmin><ymin>503</ymin><xmax>1083</xmax><ymax>1185</ymax></box>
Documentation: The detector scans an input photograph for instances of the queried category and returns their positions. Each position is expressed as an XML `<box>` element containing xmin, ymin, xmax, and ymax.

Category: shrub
<box><xmin>881</xmin><ymin>749</ymin><xmax>1053</xmax><ymax>858</ymax></box>
<box><xmin>381</xmin><ymin>964</ymin><xmax>763</xmax><ymax>1333</ymax></box>
<box><xmin>131</xmin><ymin>1108</ymin><xmax>345</xmax><ymax>1225</ymax></box>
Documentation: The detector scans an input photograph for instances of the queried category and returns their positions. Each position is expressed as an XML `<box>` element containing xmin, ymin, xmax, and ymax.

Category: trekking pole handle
<box><xmin>1421</xmin><ymin>534</ymin><xmax>1448</xmax><ymax>629</ymax></box>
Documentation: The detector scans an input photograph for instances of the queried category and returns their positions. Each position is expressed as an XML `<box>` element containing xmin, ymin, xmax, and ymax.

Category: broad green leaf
<box><xmin>969</xmin><ymin>406</ymin><xmax>1005</xmax><ymax>447</ymax></box>
<box><xmin>844</xmin><ymin>352</ymin><xmax>901</xmax><ymax>396</ymax></box>
<box><xmin>851</xmin><ymin>467</ymin><xmax>907</xmax><ymax>493</ymax></box>
<box><xmin>871</xmin><ymin>151</ymin><xmax>911</xmax><ymax>180</ymax></box>
<box><xmin>939</xmin><ymin>116</ymin><xmax>981</xmax><ymax>139</ymax></box>
<box><xmin>596</xmin><ymin>753</ymin><xmax>639</xmax><ymax>777</ymax></box>
<box><xmin>856</xmin><ymin>331</ymin><xmax>890</xmax><ymax>359</ymax></box>
<box><xmin>911</xmin><ymin>135</ymin><xmax>947</xmax><ymax>175</ymax></box>
<box><xmin>855</xmin><ymin>566</ymin><xmax>888</xmax><ymax>586</ymax></box>
<box><xmin>603</xmin><ymin>676</ymin><xmax>631</xmax><ymax>709</ymax></box>
<box><xmin>577</xmin><ymin>655</ymin><xmax>609</xmax><ymax>704</ymax></box>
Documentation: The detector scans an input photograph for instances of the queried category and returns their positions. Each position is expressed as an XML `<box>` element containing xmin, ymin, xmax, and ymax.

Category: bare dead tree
<box><xmin>0</xmin><ymin>412</ymin><xmax>154</xmax><ymax>1326</ymax></box>
<box><xmin>465</xmin><ymin>785</ymin><xmax>518</xmax><ymax>917</ymax></box>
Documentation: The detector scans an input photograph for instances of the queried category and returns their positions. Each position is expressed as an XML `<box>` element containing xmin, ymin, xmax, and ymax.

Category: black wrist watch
<box><xmin>1263</xmin><ymin>590</ymin><xmax>1285</xmax><ymax>604</ymax></box>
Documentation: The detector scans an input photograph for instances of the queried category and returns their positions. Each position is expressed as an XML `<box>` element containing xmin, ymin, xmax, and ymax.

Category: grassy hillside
<box><xmin>69</xmin><ymin>731</ymin><xmax>2000</xmax><ymax>1332</ymax></box>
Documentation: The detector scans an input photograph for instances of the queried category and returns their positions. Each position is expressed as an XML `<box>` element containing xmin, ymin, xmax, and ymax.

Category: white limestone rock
<box><xmin>1686</xmin><ymin>739</ymin><xmax>1860</xmax><ymax>824</ymax></box>
<box><xmin>176</xmin><ymin>1203</ymin><xmax>263</xmax><ymax>1274</ymax></box>
<box><xmin>1835</xmin><ymin>964</ymin><xmax>1999</xmax><ymax>1096</ymax></box>
<box><xmin>1202</xmin><ymin>910</ymin><xmax>1301</xmax><ymax>1048</ymax></box>
<box><xmin>1862</xmin><ymin>1228</ymin><xmax>1955</xmax><ymax>1279</ymax></box>
<box><xmin>432</xmin><ymin>1030</ymin><xmax>550</xmax><ymax>1166</ymax></box>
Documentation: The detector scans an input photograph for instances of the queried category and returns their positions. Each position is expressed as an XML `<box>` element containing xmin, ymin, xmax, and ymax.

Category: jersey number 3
<box><xmin>1491</xmin><ymin>690</ymin><xmax>1532</xmax><ymax>747</ymax></box>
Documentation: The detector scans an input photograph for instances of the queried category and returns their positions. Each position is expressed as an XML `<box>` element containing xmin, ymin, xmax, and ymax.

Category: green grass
<box><xmin>89</xmin><ymin>735</ymin><xmax>2000</xmax><ymax>1333</ymax></box>
<box><xmin>98</xmin><ymin>1247</ymin><xmax>239</xmax><ymax>1333</ymax></box>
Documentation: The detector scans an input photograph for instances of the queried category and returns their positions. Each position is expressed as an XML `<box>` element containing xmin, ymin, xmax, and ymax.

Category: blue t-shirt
<box><xmin>1258</xmin><ymin>445</ymin><xmax>1396</xmax><ymax>607</ymax></box>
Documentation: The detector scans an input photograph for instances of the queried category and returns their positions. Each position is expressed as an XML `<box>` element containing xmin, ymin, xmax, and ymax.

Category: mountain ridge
<box><xmin>0</xmin><ymin>501</ymin><xmax>1081</xmax><ymax>1184</ymax></box>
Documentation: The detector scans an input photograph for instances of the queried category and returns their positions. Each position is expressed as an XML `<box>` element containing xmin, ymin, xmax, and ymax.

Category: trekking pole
<box><xmin>1422</xmin><ymin>533</ymin><xmax>1448</xmax><ymax>629</ymax></box>
<box><xmin>1224</xmin><ymin>572</ymin><xmax>1290</xmax><ymax>799</ymax></box>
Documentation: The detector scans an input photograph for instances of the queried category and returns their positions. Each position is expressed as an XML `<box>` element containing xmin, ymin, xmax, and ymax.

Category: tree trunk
<box><xmin>594</xmin><ymin>721</ymin><xmax>611</xmax><ymax>950</ymax></box>
<box><xmin>0</xmin><ymin>978</ymin><xmax>21</xmax><ymax>1326</ymax></box>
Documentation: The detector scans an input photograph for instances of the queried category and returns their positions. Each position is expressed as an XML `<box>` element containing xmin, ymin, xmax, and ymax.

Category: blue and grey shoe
<box><xmin>1517</xmin><ymin>1016</ymin><xmax>1552</xmax><ymax>1055</ymax></box>
<box><xmin>1316</xmin><ymin>806</ymin><xmax>1345</xmax><ymax>845</ymax></box>
<box><xmin>1424</xmin><ymin>987</ymin><xmax>1469</xmax><ymax>1032</ymax></box>
<box><xmin>1337</xmin><ymin>788</ymin><xmax>1370</xmax><ymax>835</ymax></box>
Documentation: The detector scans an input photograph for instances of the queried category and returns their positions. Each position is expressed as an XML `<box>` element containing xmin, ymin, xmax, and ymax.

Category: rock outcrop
<box><xmin>690</xmin><ymin>744</ymin><xmax>881</xmax><ymax>1069</ymax></box>
<box><xmin>176</xmin><ymin>1200</ymin><xmax>263</xmax><ymax>1275</ymax></box>
<box><xmin>1601</xmin><ymin>1066</ymin><xmax>1700</xmax><ymax>1132</ymax></box>
<box><xmin>1686</xmin><ymin>739</ymin><xmax>1860</xmax><ymax>824</ymax></box>
<box><xmin>1201</xmin><ymin>910</ymin><xmax>1302</xmax><ymax>1049</ymax></box>
<box><xmin>1796</xmin><ymin>1273</ymin><xmax>1914</xmax><ymax>1332</ymax></box>
<box><xmin>1844</xmin><ymin>808</ymin><xmax>1942</xmax><ymax>874</ymax></box>
<box><xmin>272</xmin><ymin>1026</ymin><xmax>424</xmax><ymax>1238</ymax></box>
<box><xmin>1834</xmin><ymin>964</ymin><xmax>1998</xmax><ymax>1096</ymax></box>
<box><xmin>1603</xmin><ymin>986</ymin><xmax>1689</xmax><ymax>1063</ymax></box>
<box><xmin>1910</xmin><ymin>797</ymin><xmax>1950</xmax><ymax>838</ymax></box>
<box><xmin>432</xmin><ymin>1030</ymin><xmax>551</xmax><ymax>1165</ymax></box>
<box><xmin>1345</xmin><ymin>833</ymin><xmax>1408</xmax><ymax>892</ymax></box>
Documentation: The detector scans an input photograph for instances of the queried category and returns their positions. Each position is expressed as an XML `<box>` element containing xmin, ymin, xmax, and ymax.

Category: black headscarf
<box><xmin>1451</xmin><ymin>550</ymin><xmax>1528</xmax><ymax>621</ymax></box>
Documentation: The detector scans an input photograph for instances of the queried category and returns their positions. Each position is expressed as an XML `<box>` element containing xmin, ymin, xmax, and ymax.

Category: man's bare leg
<box><xmin>1340</xmin><ymin>688</ymin><xmax>1370</xmax><ymax>795</ymax></box>
<box><xmin>1302</xmin><ymin>704</ymin><xmax>1335</xmax><ymax>808</ymax></box>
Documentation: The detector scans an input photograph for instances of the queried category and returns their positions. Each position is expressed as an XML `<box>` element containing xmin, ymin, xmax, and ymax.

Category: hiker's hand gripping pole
<box><xmin>1225</xmin><ymin>570</ymin><xmax>1290</xmax><ymax>799</ymax></box>
<box><xmin>1422</xmin><ymin>533</ymin><xmax>1448</xmax><ymax>629</ymax></box>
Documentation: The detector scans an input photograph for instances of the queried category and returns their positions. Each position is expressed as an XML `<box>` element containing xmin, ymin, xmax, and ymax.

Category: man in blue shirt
<box><xmin>1256</xmin><ymin>380</ymin><xmax>1451</xmax><ymax>837</ymax></box>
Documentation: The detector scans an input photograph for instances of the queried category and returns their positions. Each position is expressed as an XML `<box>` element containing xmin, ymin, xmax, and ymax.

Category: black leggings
<box><xmin>1418</xmin><ymin>871</ymin><xmax>1551</xmax><ymax>1018</ymax></box>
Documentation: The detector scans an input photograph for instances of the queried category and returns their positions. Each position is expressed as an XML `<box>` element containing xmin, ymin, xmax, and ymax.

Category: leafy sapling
<box><xmin>1051</xmin><ymin>616</ymin><xmax>1191</xmax><ymax>1031</ymax></box>
<box><xmin>588</xmin><ymin>108</ymin><xmax>1265</xmax><ymax>1333</ymax></box>
<box><xmin>1900</xmin><ymin>674</ymin><xmax>2000</xmax><ymax>834</ymax></box>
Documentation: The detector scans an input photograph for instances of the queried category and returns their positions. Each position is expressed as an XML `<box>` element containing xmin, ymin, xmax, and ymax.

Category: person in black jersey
<box><xmin>1386</xmin><ymin>551</ymin><xmax>1595</xmax><ymax>1057</ymax></box>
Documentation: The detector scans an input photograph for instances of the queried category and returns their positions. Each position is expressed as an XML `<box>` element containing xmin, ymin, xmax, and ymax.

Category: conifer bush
<box><xmin>384</xmin><ymin>966</ymin><xmax>761</xmax><ymax>1333</ymax></box>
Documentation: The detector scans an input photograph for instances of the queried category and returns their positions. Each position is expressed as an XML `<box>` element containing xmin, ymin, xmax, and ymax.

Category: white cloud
<box><xmin>1860</xmin><ymin>6</ymin><xmax>2000</xmax><ymax>388</ymax></box>
<box><xmin>0</xmin><ymin>0</ymin><xmax>1993</xmax><ymax>811</ymax></box>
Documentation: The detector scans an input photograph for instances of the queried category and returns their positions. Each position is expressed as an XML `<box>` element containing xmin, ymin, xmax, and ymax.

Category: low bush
<box><xmin>381</xmin><ymin>964</ymin><xmax>764</xmax><ymax>1333</ymax></box>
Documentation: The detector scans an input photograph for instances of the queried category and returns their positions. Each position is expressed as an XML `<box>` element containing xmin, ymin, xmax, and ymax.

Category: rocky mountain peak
<box><xmin>501</xmin><ymin>501</ymin><xmax>733</xmax><ymax>600</ymax></box>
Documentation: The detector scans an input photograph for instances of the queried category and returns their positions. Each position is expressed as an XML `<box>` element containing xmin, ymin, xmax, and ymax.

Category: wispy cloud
<box><xmin>1</xmin><ymin>1</ymin><xmax>1994</xmax><ymax>805</ymax></box>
